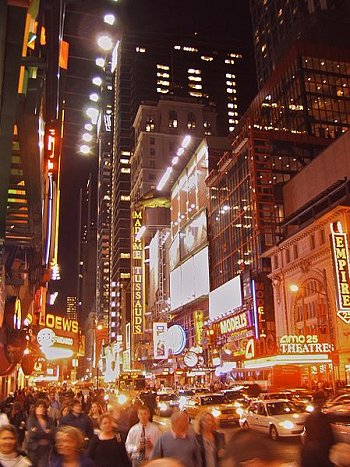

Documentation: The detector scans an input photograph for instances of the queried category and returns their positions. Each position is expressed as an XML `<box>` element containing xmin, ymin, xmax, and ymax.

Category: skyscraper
<box><xmin>111</xmin><ymin>32</ymin><xmax>245</xmax><ymax>341</ymax></box>
<box><xmin>250</xmin><ymin>0</ymin><xmax>350</xmax><ymax>86</ymax></box>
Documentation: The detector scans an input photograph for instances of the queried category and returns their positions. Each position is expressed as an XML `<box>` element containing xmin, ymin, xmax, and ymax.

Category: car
<box><xmin>324</xmin><ymin>393</ymin><xmax>350</xmax><ymax>409</ymax></box>
<box><xmin>239</xmin><ymin>399</ymin><xmax>309</xmax><ymax>441</ymax></box>
<box><xmin>259</xmin><ymin>391</ymin><xmax>314</xmax><ymax>412</ymax></box>
<box><xmin>323</xmin><ymin>403</ymin><xmax>350</xmax><ymax>443</ymax></box>
<box><xmin>155</xmin><ymin>393</ymin><xmax>180</xmax><ymax>417</ymax></box>
<box><xmin>182</xmin><ymin>393</ymin><xmax>241</xmax><ymax>425</ymax></box>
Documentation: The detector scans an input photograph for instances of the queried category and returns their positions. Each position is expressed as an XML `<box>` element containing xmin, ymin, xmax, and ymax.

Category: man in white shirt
<box><xmin>125</xmin><ymin>405</ymin><xmax>160</xmax><ymax>466</ymax></box>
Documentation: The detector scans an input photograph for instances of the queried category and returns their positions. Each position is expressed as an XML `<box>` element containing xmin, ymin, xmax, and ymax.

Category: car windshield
<box><xmin>158</xmin><ymin>394</ymin><xmax>178</xmax><ymax>401</ymax></box>
<box><xmin>201</xmin><ymin>395</ymin><xmax>226</xmax><ymax>405</ymax></box>
<box><xmin>179</xmin><ymin>390</ymin><xmax>195</xmax><ymax>396</ymax></box>
<box><xmin>223</xmin><ymin>390</ymin><xmax>244</xmax><ymax>400</ymax></box>
<box><xmin>267</xmin><ymin>401</ymin><xmax>301</xmax><ymax>416</ymax></box>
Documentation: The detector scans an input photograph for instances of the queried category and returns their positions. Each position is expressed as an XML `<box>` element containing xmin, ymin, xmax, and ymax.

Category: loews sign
<box><xmin>330</xmin><ymin>221</ymin><xmax>350</xmax><ymax>324</ymax></box>
<box><xmin>279</xmin><ymin>334</ymin><xmax>333</xmax><ymax>354</ymax></box>
<box><xmin>39</xmin><ymin>313</ymin><xmax>78</xmax><ymax>334</ymax></box>
<box><xmin>131</xmin><ymin>211</ymin><xmax>144</xmax><ymax>334</ymax></box>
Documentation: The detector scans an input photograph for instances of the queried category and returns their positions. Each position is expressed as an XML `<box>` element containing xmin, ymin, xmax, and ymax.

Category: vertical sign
<box><xmin>194</xmin><ymin>311</ymin><xmax>204</xmax><ymax>346</ymax></box>
<box><xmin>153</xmin><ymin>322</ymin><xmax>168</xmax><ymax>359</ymax></box>
<box><xmin>330</xmin><ymin>221</ymin><xmax>350</xmax><ymax>324</ymax></box>
<box><xmin>131</xmin><ymin>211</ymin><xmax>144</xmax><ymax>334</ymax></box>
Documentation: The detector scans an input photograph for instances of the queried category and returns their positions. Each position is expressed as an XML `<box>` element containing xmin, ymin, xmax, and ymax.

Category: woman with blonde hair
<box><xmin>49</xmin><ymin>426</ymin><xmax>96</xmax><ymax>467</ymax></box>
<box><xmin>0</xmin><ymin>424</ymin><xmax>31</xmax><ymax>467</ymax></box>
<box><xmin>195</xmin><ymin>411</ymin><xmax>225</xmax><ymax>467</ymax></box>
<box><xmin>88</xmin><ymin>403</ymin><xmax>103</xmax><ymax>433</ymax></box>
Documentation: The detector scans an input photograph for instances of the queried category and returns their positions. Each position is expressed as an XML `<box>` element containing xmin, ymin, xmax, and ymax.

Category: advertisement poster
<box><xmin>153</xmin><ymin>322</ymin><xmax>168</xmax><ymax>359</ymax></box>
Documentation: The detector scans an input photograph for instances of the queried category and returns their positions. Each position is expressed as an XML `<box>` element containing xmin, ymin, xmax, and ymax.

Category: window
<box><xmin>146</xmin><ymin>117</ymin><xmax>155</xmax><ymax>132</ymax></box>
<box><xmin>150</xmin><ymin>147</ymin><xmax>155</xmax><ymax>156</ymax></box>
<box><xmin>320</xmin><ymin>229</ymin><xmax>326</xmax><ymax>244</ymax></box>
<box><xmin>285</xmin><ymin>248</ymin><xmax>290</xmax><ymax>263</ymax></box>
<box><xmin>169</xmin><ymin>110</ymin><xmax>178</xmax><ymax>128</ymax></box>
<box><xmin>310</xmin><ymin>234</ymin><xmax>315</xmax><ymax>250</ymax></box>
<box><xmin>187</xmin><ymin>112</ymin><xmax>196</xmax><ymax>129</ymax></box>
<box><xmin>293</xmin><ymin>244</ymin><xmax>298</xmax><ymax>260</ymax></box>
<box><xmin>204</xmin><ymin>121</ymin><xmax>211</xmax><ymax>135</ymax></box>
<box><xmin>150</xmin><ymin>137</ymin><xmax>155</xmax><ymax>145</ymax></box>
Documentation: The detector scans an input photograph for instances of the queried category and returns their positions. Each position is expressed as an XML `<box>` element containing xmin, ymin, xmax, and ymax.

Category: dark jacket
<box><xmin>301</xmin><ymin>410</ymin><xmax>335</xmax><ymax>467</ymax></box>
<box><xmin>26</xmin><ymin>414</ymin><xmax>56</xmax><ymax>452</ymax></box>
<box><xmin>196</xmin><ymin>431</ymin><xmax>225</xmax><ymax>467</ymax></box>
<box><xmin>59</xmin><ymin>412</ymin><xmax>94</xmax><ymax>439</ymax></box>
<box><xmin>49</xmin><ymin>454</ymin><xmax>96</xmax><ymax>467</ymax></box>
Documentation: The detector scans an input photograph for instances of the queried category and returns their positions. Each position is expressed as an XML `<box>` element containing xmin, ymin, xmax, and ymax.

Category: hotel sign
<box><xmin>131</xmin><ymin>211</ymin><xmax>145</xmax><ymax>334</ymax></box>
<box><xmin>330</xmin><ymin>221</ymin><xmax>350</xmax><ymax>324</ymax></box>
<box><xmin>279</xmin><ymin>334</ymin><xmax>333</xmax><ymax>354</ymax></box>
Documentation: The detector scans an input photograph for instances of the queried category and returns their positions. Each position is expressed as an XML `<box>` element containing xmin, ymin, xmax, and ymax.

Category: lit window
<box><xmin>189</xmin><ymin>91</ymin><xmax>203</xmax><ymax>97</ymax></box>
<box><xmin>201</xmin><ymin>55</ymin><xmax>213</xmax><ymax>61</ymax></box>
<box><xmin>136</xmin><ymin>47</ymin><xmax>146</xmax><ymax>53</ymax></box>
<box><xmin>157</xmin><ymin>80</ymin><xmax>170</xmax><ymax>86</ymax></box>
<box><xmin>121</xmin><ymin>167</ymin><xmax>130</xmax><ymax>173</ymax></box>
<box><xmin>189</xmin><ymin>83</ymin><xmax>202</xmax><ymax>90</ymax></box>
<box><xmin>157</xmin><ymin>87</ymin><xmax>169</xmax><ymax>94</ymax></box>
<box><xmin>183</xmin><ymin>46</ymin><xmax>198</xmax><ymax>52</ymax></box>
<box><xmin>120</xmin><ymin>273</ymin><xmax>130</xmax><ymax>279</ymax></box>
<box><xmin>120</xmin><ymin>252</ymin><xmax>130</xmax><ymax>258</ymax></box>
<box><xmin>174</xmin><ymin>45</ymin><xmax>181</xmax><ymax>50</ymax></box>
<box><xmin>120</xmin><ymin>159</ymin><xmax>129</xmax><ymax>164</ymax></box>
<box><xmin>229</xmin><ymin>126</ymin><xmax>235</xmax><ymax>132</ymax></box>
<box><xmin>145</xmin><ymin>117</ymin><xmax>155</xmax><ymax>132</ymax></box>
<box><xmin>225</xmin><ymin>59</ymin><xmax>235</xmax><ymax>64</ymax></box>
<box><xmin>169</xmin><ymin>110</ymin><xmax>178</xmax><ymax>128</ymax></box>
<box><xmin>121</xmin><ymin>195</ymin><xmax>130</xmax><ymax>201</ymax></box>
<box><xmin>187</xmin><ymin>112</ymin><xmax>196</xmax><ymax>129</ymax></box>
<box><xmin>188</xmin><ymin>76</ymin><xmax>202</xmax><ymax>82</ymax></box>
<box><xmin>157</xmin><ymin>64</ymin><xmax>169</xmax><ymax>70</ymax></box>
<box><xmin>188</xmin><ymin>68</ymin><xmax>201</xmax><ymax>74</ymax></box>
<box><xmin>157</xmin><ymin>72</ymin><xmax>169</xmax><ymax>78</ymax></box>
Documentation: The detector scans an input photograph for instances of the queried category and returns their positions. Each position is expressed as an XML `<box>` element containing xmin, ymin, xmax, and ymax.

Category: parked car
<box><xmin>324</xmin><ymin>393</ymin><xmax>350</xmax><ymax>409</ymax></box>
<box><xmin>239</xmin><ymin>399</ymin><xmax>309</xmax><ymax>441</ymax></box>
<box><xmin>183</xmin><ymin>393</ymin><xmax>241</xmax><ymax>425</ymax></box>
<box><xmin>324</xmin><ymin>403</ymin><xmax>350</xmax><ymax>443</ymax></box>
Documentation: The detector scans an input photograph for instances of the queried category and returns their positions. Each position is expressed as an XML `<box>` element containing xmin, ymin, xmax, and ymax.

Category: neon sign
<box><xmin>131</xmin><ymin>211</ymin><xmax>144</xmax><ymax>334</ymax></box>
<box><xmin>279</xmin><ymin>334</ymin><xmax>333</xmax><ymax>354</ymax></box>
<box><xmin>330</xmin><ymin>221</ymin><xmax>350</xmax><ymax>324</ymax></box>
<box><xmin>219</xmin><ymin>312</ymin><xmax>248</xmax><ymax>335</ymax></box>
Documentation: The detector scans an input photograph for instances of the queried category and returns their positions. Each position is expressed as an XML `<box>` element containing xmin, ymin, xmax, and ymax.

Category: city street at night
<box><xmin>1</xmin><ymin>1</ymin><xmax>350</xmax><ymax>466</ymax></box>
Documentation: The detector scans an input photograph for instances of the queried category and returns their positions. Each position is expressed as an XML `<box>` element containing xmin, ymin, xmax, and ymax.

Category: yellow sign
<box><xmin>194</xmin><ymin>311</ymin><xmax>204</xmax><ymax>345</ymax></box>
<box><xmin>279</xmin><ymin>334</ymin><xmax>333</xmax><ymax>354</ymax></box>
<box><xmin>39</xmin><ymin>313</ymin><xmax>78</xmax><ymax>333</ymax></box>
<box><xmin>131</xmin><ymin>211</ymin><xmax>144</xmax><ymax>334</ymax></box>
<box><xmin>219</xmin><ymin>312</ymin><xmax>248</xmax><ymax>335</ymax></box>
<box><xmin>330</xmin><ymin>222</ymin><xmax>350</xmax><ymax>324</ymax></box>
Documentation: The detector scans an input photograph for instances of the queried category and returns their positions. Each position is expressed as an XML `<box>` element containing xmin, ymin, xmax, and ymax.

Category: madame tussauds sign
<box><xmin>279</xmin><ymin>334</ymin><xmax>333</xmax><ymax>354</ymax></box>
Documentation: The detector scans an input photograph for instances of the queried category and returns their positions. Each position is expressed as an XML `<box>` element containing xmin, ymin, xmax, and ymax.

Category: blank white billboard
<box><xmin>209</xmin><ymin>275</ymin><xmax>242</xmax><ymax>321</ymax></box>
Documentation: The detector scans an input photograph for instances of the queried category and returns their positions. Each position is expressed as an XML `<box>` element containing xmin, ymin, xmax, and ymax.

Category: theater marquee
<box><xmin>330</xmin><ymin>221</ymin><xmax>350</xmax><ymax>324</ymax></box>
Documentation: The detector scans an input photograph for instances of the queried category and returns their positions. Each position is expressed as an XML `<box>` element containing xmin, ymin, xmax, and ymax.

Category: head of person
<box><xmin>70</xmin><ymin>399</ymin><xmax>83</xmax><ymax>416</ymax></box>
<box><xmin>312</xmin><ymin>390</ymin><xmax>327</xmax><ymax>409</ymax></box>
<box><xmin>49</xmin><ymin>392</ymin><xmax>56</xmax><ymax>403</ymax></box>
<box><xmin>223</xmin><ymin>430</ymin><xmax>283</xmax><ymax>467</ymax></box>
<box><xmin>12</xmin><ymin>402</ymin><xmax>21</xmax><ymax>414</ymax></box>
<box><xmin>197</xmin><ymin>411</ymin><xmax>217</xmax><ymax>434</ymax></box>
<box><xmin>138</xmin><ymin>405</ymin><xmax>150</xmax><ymax>425</ymax></box>
<box><xmin>171</xmin><ymin>411</ymin><xmax>189</xmax><ymax>438</ymax></box>
<box><xmin>0</xmin><ymin>425</ymin><xmax>19</xmax><ymax>455</ymax></box>
<box><xmin>90</xmin><ymin>402</ymin><xmax>102</xmax><ymax>417</ymax></box>
<box><xmin>61</xmin><ymin>404</ymin><xmax>70</xmax><ymax>418</ymax></box>
<box><xmin>34</xmin><ymin>399</ymin><xmax>48</xmax><ymax>417</ymax></box>
<box><xmin>98</xmin><ymin>413</ymin><xmax>115</xmax><ymax>434</ymax></box>
<box><xmin>55</xmin><ymin>426</ymin><xmax>84</xmax><ymax>458</ymax></box>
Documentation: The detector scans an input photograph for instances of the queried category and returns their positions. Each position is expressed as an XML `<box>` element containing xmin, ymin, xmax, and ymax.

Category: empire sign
<box><xmin>330</xmin><ymin>221</ymin><xmax>350</xmax><ymax>324</ymax></box>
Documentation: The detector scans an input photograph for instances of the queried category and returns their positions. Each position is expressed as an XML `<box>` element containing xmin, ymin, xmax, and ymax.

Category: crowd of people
<box><xmin>0</xmin><ymin>386</ymin><xmax>349</xmax><ymax>467</ymax></box>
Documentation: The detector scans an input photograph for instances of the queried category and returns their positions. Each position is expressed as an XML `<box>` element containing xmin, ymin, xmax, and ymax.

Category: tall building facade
<box><xmin>250</xmin><ymin>0</ymin><xmax>350</xmax><ymax>86</ymax></box>
<box><xmin>111</xmin><ymin>32</ymin><xmax>246</xmax><ymax>341</ymax></box>
<box><xmin>66</xmin><ymin>296</ymin><xmax>78</xmax><ymax>321</ymax></box>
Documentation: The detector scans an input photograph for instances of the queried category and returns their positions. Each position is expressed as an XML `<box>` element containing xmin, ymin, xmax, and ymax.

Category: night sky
<box><xmin>56</xmin><ymin>0</ymin><xmax>256</xmax><ymax>311</ymax></box>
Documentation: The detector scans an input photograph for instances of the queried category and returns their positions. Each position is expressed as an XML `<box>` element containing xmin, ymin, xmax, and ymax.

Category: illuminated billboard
<box><xmin>131</xmin><ymin>211</ymin><xmax>145</xmax><ymax>334</ymax></box>
<box><xmin>37</xmin><ymin>313</ymin><xmax>79</xmax><ymax>360</ymax></box>
<box><xmin>330</xmin><ymin>221</ymin><xmax>350</xmax><ymax>324</ymax></box>
<box><xmin>179</xmin><ymin>210</ymin><xmax>207</xmax><ymax>260</ymax></box>
<box><xmin>209</xmin><ymin>275</ymin><xmax>242</xmax><ymax>321</ymax></box>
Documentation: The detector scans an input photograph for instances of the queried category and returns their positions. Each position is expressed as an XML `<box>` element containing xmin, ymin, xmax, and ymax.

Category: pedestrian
<box><xmin>150</xmin><ymin>411</ymin><xmax>202</xmax><ymax>467</ymax></box>
<box><xmin>87</xmin><ymin>413</ymin><xmax>131</xmax><ymax>467</ymax></box>
<box><xmin>26</xmin><ymin>399</ymin><xmax>55</xmax><ymax>467</ymax></box>
<box><xmin>49</xmin><ymin>426</ymin><xmax>96</xmax><ymax>467</ymax></box>
<box><xmin>9</xmin><ymin>401</ymin><xmax>27</xmax><ymax>448</ymax></box>
<box><xmin>145</xmin><ymin>459</ymin><xmax>184</xmax><ymax>467</ymax></box>
<box><xmin>195</xmin><ymin>411</ymin><xmax>226</xmax><ymax>467</ymax></box>
<box><xmin>223</xmin><ymin>429</ymin><xmax>296</xmax><ymax>467</ymax></box>
<box><xmin>60</xmin><ymin>399</ymin><xmax>94</xmax><ymax>442</ymax></box>
<box><xmin>300</xmin><ymin>390</ymin><xmax>335</xmax><ymax>467</ymax></box>
<box><xmin>125</xmin><ymin>405</ymin><xmax>160</xmax><ymax>466</ymax></box>
<box><xmin>0</xmin><ymin>424</ymin><xmax>32</xmax><ymax>467</ymax></box>
<box><xmin>48</xmin><ymin>392</ymin><xmax>61</xmax><ymax>426</ymax></box>
<box><xmin>88</xmin><ymin>403</ymin><xmax>103</xmax><ymax>433</ymax></box>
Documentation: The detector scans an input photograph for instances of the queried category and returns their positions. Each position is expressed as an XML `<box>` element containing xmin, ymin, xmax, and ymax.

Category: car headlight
<box><xmin>278</xmin><ymin>420</ymin><xmax>294</xmax><ymax>430</ymax></box>
<box><xmin>306</xmin><ymin>404</ymin><xmax>314</xmax><ymax>412</ymax></box>
<box><xmin>159</xmin><ymin>402</ymin><xmax>167</xmax><ymax>411</ymax></box>
<box><xmin>212</xmin><ymin>408</ymin><xmax>221</xmax><ymax>417</ymax></box>
<box><xmin>236</xmin><ymin>407</ymin><xmax>244</xmax><ymax>416</ymax></box>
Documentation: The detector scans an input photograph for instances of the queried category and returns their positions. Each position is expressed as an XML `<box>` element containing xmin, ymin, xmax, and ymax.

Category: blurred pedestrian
<box><xmin>223</xmin><ymin>429</ymin><xmax>295</xmax><ymax>467</ymax></box>
<box><xmin>0</xmin><ymin>424</ymin><xmax>32</xmax><ymax>467</ymax></box>
<box><xmin>48</xmin><ymin>392</ymin><xmax>61</xmax><ymax>426</ymax></box>
<box><xmin>87</xmin><ymin>413</ymin><xmax>130</xmax><ymax>467</ymax></box>
<box><xmin>300</xmin><ymin>390</ymin><xmax>335</xmax><ymax>467</ymax></box>
<box><xmin>195</xmin><ymin>411</ymin><xmax>225</xmax><ymax>467</ymax></box>
<box><xmin>151</xmin><ymin>411</ymin><xmax>202</xmax><ymax>467</ymax></box>
<box><xmin>26</xmin><ymin>399</ymin><xmax>55</xmax><ymax>467</ymax></box>
<box><xmin>9</xmin><ymin>401</ymin><xmax>27</xmax><ymax>447</ymax></box>
<box><xmin>49</xmin><ymin>426</ymin><xmax>95</xmax><ymax>467</ymax></box>
<box><xmin>125</xmin><ymin>405</ymin><xmax>160</xmax><ymax>466</ymax></box>
<box><xmin>145</xmin><ymin>459</ymin><xmax>184</xmax><ymax>467</ymax></box>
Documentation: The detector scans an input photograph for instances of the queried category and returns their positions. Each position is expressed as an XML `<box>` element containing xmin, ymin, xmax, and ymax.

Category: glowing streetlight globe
<box><xmin>80</xmin><ymin>145</ymin><xmax>90</xmax><ymax>155</ymax></box>
<box><xmin>89</xmin><ymin>93</ymin><xmax>99</xmax><ymax>102</ymax></box>
<box><xmin>92</xmin><ymin>77</ymin><xmax>102</xmax><ymax>86</ymax></box>
<box><xmin>96</xmin><ymin>57</ymin><xmax>105</xmax><ymax>68</ymax></box>
<box><xmin>97</xmin><ymin>34</ymin><xmax>113</xmax><ymax>51</ymax></box>
<box><xmin>290</xmin><ymin>284</ymin><xmax>299</xmax><ymax>293</ymax></box>
<box><xmin>85</xmin><ymin>123</ymin><xmax>93</xmax><ymax>131</ymax></box>
<box><xmin>104</xmin><ymin>14</ymin><xmax>115</xmax><ymax>25</ymax></box>
<box><xmin>82</xmin><ymin>133</ymin><xmax>93</xmax><ymax>142</ymax></box>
